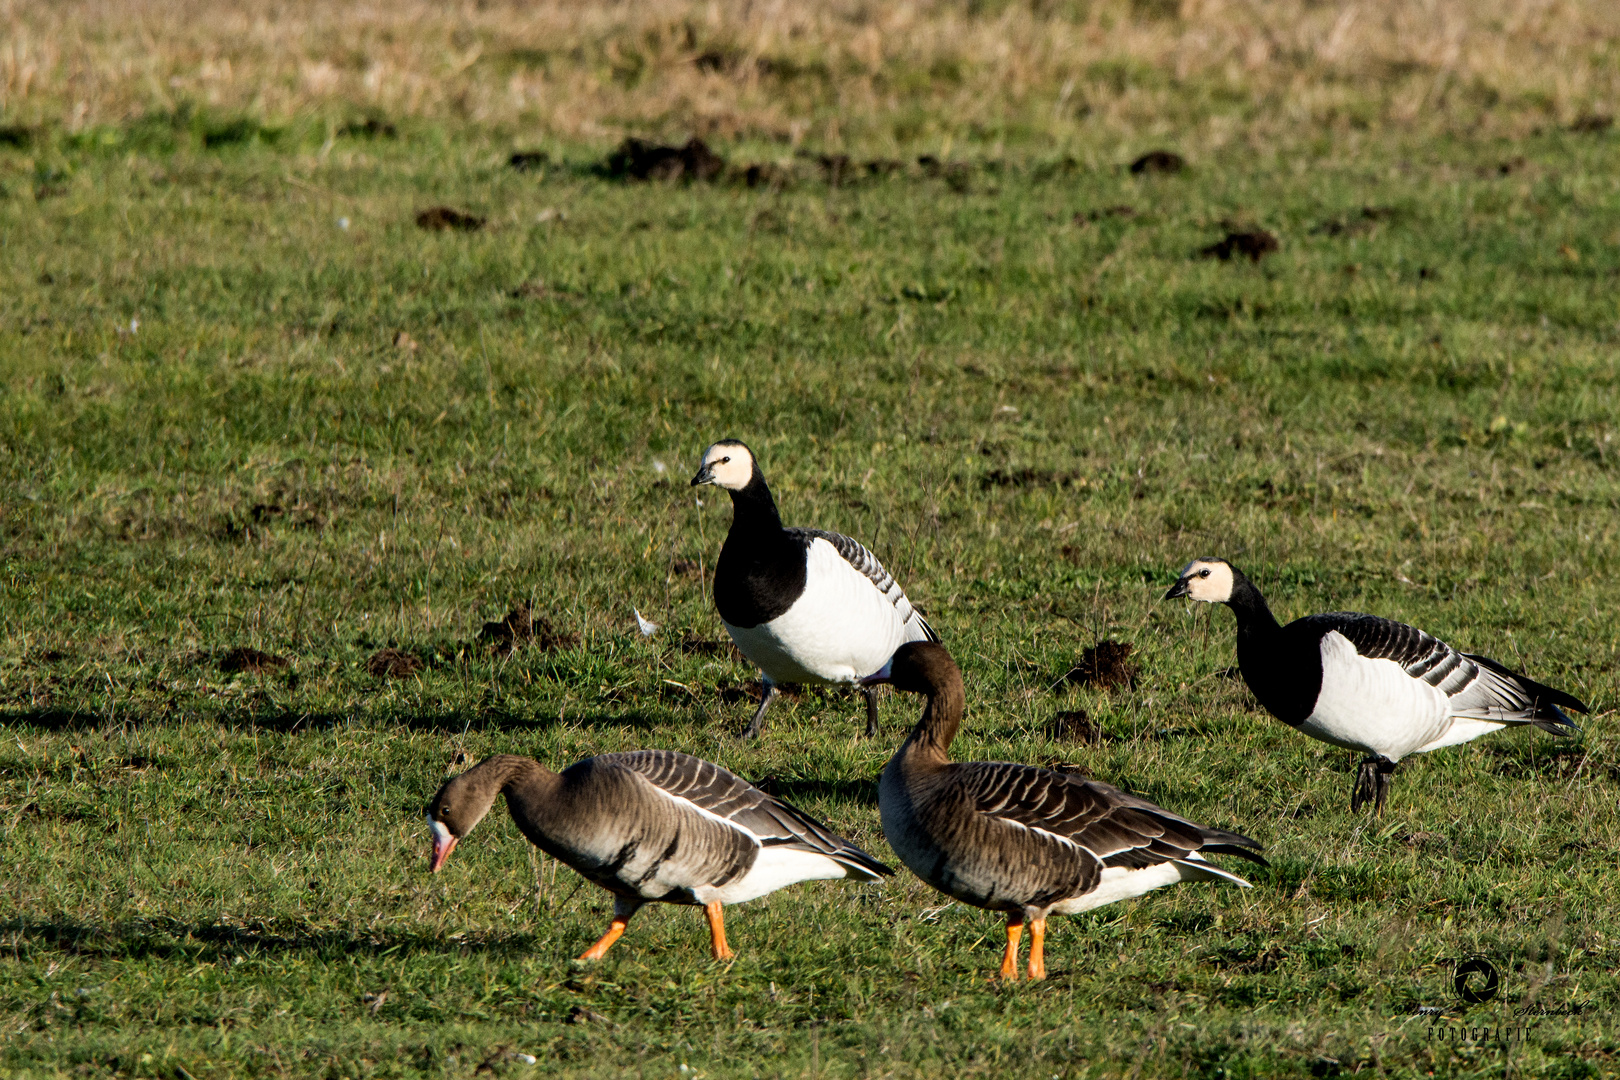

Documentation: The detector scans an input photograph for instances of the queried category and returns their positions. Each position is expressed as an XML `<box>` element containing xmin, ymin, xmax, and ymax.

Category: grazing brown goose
<box><xmin>863</xmin><ymin>642</ymin><xmax>1266</xmax><ymax>981</ymax></box>
<box><xmin>425</xmin><ymin>752</ymin><xmax>893</xmax><ymax>961</ymax></box>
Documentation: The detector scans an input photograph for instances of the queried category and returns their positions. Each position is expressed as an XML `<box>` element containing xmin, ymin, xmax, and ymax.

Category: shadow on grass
<box><xmin>0</xmin><ymin>708</ymin><xmax>666</xmax><ymax>735</ymax></box>
<box><xmin>1</xmin><ymin>916</ymin><xmax>541</xmax><ymax>963</ymax></box>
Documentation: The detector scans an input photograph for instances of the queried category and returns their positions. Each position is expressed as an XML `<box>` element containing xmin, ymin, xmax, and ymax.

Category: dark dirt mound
<box><xmin>1130</xmin><ymin>150</ymin><xmax>1185</xmax><ymax>175</ymax></box>
<box><xmin>670</xmin><ymin>558</ymin><xmax>703</xmax><ymax>578</ymax></box>
<box><xmin>1201</xmin><ymin>230</ymin><xmax>1278</xmax><ymax>262</ymax></box>
<box><xmin>340</xmin><ymin>117</ymin><xmax>397</xmax><ymax>139</ymax></box>
<box><xmin>1074</xmin><ymin>205</ymin><xmax>1135</xmax><ymax>225</ymax></box>
<box><xmin>680</xmin><ymin>638</ymin><xmax>743</xmax><ymax>660</ymax></box>
<box><xmin>415</xmin><ymin>206</ymin><xmax>485</xmax><ymax>231</ymax></box>
<box><xmin>1313</xmin><ymin>206</ymin><xmax>1396</xmax><ymax>236</ymax></box>
<box><xmin>219</xmin><ymin>647</ymin><xmax>289</xmax><ymax>675</ymax></box>
<box><xmin>1044</xmin><ymin>709</ymin><xmax>1104</xmax><ymax>744</ymax></box>
<box><xmin>917</xmin><ymin>155</ymin><xmax>972</xmax><ymax>191</ymax></box>
<box><xmin>509</xmin><ymin>150</ymin><xmax>548</xmax><ymax>171</ymax></box>
<box><xmin>600</xmin><ymin>137</ymin><xmax>725</xmax><ymax>182</ymax></box>
<box><xmin>740</xmin><ymin>162</ymin><xmax>791</xmax><ymax>188</ymax></box>
<box><xmin>1570</xmin><ymin>114</ymin><xmax>1613</xmax><ymax>134</ymax></box>
<box><xmin>1062</xmin><ymin>640</ymin><xmax>1138</xmax><ymax>691</ymax></box>
<box><xmin>366</xmin><ymin>648</ymin><xmax>424</xmax><ymax>679</ymax></box>
<box><xmin>478</xmin><ymin>603</ymin><xmax>578</xmax><ymax>655</ymax></box>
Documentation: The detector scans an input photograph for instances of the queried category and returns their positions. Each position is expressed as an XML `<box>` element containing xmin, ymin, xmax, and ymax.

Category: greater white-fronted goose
<box><xmin>1165</xmin><ymin>557</ymin><xmax>1588</xmax><ymax>813</ymax></box>
<box><xmin>425</xmin><ymin>751</ymin><xmax>892</xmax><ymax>961</ymax></box>
<box><xmin>863</xmin><ymin>642</ymin><xmax>1265</xmax><ymax>981</ymax></box>
<box><xmin>691</xmin><ymin>439</ymin><xmax>938</xmax><ymax>739</ymax></box>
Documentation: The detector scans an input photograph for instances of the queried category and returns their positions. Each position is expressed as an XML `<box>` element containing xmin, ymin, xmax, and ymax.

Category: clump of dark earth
<box><xmin>1074</xmin><ymin>205</ymin><xmax>1135</xmax><ymax>226</ymax></box>
<box><xmin>415</xmin><ymin>206</ymin><xmax>485</xmax><ymax>231</ymax></box>
<box><xmin>340</xmin><ymin>117</ymin><xmax>397</xmax><ymax>138</ymax></box>
<box><xmin>478</xmin><ymin>603</ymin><xmax>578</xmax><ymax>654</ymax></box>
<box><xmin>366</xmin><ymin>648</ymin><xmax>424</xmax><ymax>679</ymax></box>
<box><xmin>1062</xmin><ymin>640</ymin><xmax>1139</xmax><ymax>690</ymax></box>
<box><xmin>0</xmin><ymin>125</ymin><xmax>34</xmax><ymax>148</ymax></box>
<box><xmin>1314</xmin><ymin>206</ymin><xmax>1397</xmax><ymax>236</ymax></box>
<box><xmin>600</xmin><ymin>137</ymin><xmax>725</xmax><ymax>182</ymax></box>
<box><xmin>219</xmin><ymin>647</ymin><xmax>289</xmax><ymax>674</ymax></box>
<box><xmin>1045</xmin><ymin>709</ymin><xmax>1104</xmax><ymax>744</ymax></box>
<box><xmin>1201</xmin><ymin>230</ymin><xmax>1279</xmax><ymax>262</ymax></box>
<box><xmin>509</xmin><ymin>150</ymin><xmax>548</xmax><ymax>171</ymax></box>
<box><xmin>670</xmin><ymin>558</ymin><xmax>703</xmax><ymax>578</ymax></box>
<box><xmin>680</xmin><ymin>638</ymin><xmax>744</xmax><ymax>660</ymax></box>
<box><xmin>917</xmin><ymin>155</ymin><xmax>972</xmax><ymax>190</ymax></box>
<box><xmin>1570</xmin><ymin>114</ymin><xmax>1613</xmax><ymax>134</ymax></box>
<box><xmin>740</xmin><ymin>162</ymin><xmax>791</xmax><ymax>188</ymax></box>
<box><xmin>1130</xmin><ymin>150</ymin><xmax>1185</xmax><ymax>175</ymax></box>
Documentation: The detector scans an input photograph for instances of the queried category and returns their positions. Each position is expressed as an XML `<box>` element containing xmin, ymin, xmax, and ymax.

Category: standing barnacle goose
<box><xmin>426</xmin><ymin>752</ymin><xmax>892</xmax><ymax>962</ymax></box>
<box><xmin>1165</xmin><ymin>558</ymin><xmax>1589</xmax><ymax>814</ymax></box>
<box><xmin>691</xmin><ymin>439</ymin><xmax>939</xmax><ymax>739</ymax></box>
<box><xmin>864</xmin><ymin>642</ymin><xmax>1265</xmax><ymax>981</ymax></box>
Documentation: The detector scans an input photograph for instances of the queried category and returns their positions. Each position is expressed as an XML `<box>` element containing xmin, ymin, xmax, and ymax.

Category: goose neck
<box><xmin>897</xmin><ymin>684</ymin><xmax>964</xmax><ymax>769</ymax></box>
<box><xmin>1225</xmin><ymin>570</ymin><xmax>1283</xmax><ymax>639</ymax></box>
<box><xmin>726</xmin><ymin>469</ymin><xmax>785</xmax><ymax>535</ymax></box>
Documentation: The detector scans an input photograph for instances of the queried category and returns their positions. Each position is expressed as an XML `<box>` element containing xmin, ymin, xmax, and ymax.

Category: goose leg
<box><xmin>1351</xmin><ymin>755</ymin><xmax>1398</xmax><ymax>815</ymax></box>
<box><xmin>1373</xmin><ymin>758</ymin><xmax>1397</xmax><ymax>817</ymax></box>
<box><xmin>1027</xmin><ymin>918</ymin><xmax>1048</xmax><ymax>981</ymax></box>
<box><xmin>579</xmin><ymin>898</ymin><xmax>641</xmax><ymax>961</ymax></box>
<box><xmin>740</xmin><ymin>679</ymin><xmax>777</xmax><ymax>740</ymax></box>
<box><xmin>999</xmin><ymin>914</ymin><xmax>1024</xmax><ymax>981</ymax></box>
<box><xmin>861</xmin><ymin>685</ymin><xmax>881</xmax><ymax>738</ymax></box>
<box><xmin>704</xmin><ymin>900</ymin><xmax>735</xmax><ymax>961</ymax></box>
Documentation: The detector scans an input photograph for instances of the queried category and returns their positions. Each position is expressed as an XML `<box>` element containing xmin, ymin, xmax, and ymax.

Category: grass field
<box><xmin>4</xmin><ymin>2</ymin><xmax>1620</xmax><ymax>1077</ymax></box>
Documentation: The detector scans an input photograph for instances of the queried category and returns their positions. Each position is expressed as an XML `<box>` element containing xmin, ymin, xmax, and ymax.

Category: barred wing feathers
<box><xmin>791</xmin><ymin>528</ymin><xmax>938</xmax><ymax>643</ymax></box>
<box><xmin>605</xmin><ymin>751</ymin><xmax>893</xmax><ymax>880</ymax></box>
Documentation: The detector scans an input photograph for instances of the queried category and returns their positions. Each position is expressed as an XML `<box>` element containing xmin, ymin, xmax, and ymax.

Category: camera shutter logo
<box><xmin>1454</xmin><ymin>958</ymin><xmax>1500</xmax><ymax>1004</ymax></box>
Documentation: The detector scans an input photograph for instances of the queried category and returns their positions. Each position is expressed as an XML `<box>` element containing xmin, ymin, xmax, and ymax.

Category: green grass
<box><xmin>2</xmin><ymin>121</ymin><xmax>1620</xmax><ymax>1078</ymax></box>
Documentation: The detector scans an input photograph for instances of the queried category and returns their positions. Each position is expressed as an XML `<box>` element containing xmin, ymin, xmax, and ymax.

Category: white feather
<box><xmin>1050</xmin><ymin>857</ymin><xmax>1251</xmax><ymax>915</ymax></box>
<box><xmin>694</xmin><ymin>847</ymin><xmax>852</xmax><ymax>905</ymax></box>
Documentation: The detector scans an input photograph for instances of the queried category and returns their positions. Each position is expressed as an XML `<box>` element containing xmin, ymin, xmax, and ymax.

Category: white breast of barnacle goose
<box><xmin>692</xmin><ymin>439</ymin><xmax>936</xmax><ymax>686</ymax></box>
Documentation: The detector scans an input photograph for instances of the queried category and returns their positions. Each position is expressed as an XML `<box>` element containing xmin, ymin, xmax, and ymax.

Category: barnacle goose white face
<box><xmin>1168</xmin><ymin>558</ymin><xmax>1234</xmax><ymax>603</ymax></box>
<box><xmin>691</xmin><ymin>441</ymin><xmax>755</xmax><ymax>491</ymax></box>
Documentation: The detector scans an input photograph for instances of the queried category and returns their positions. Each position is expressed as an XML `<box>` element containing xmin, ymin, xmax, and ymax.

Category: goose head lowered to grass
<box><xmin>426</xmin><ymin>751</ymin><xmax>892</xmax><ymax>961</ymax></box>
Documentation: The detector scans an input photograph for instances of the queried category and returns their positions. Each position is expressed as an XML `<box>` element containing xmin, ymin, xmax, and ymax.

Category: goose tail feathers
<box><xmin>1462</xmin><ymin>652</ymin><xmax>1587</xmax><ymax>731</ymax></box>
<box><xmin>1173</xmin><ymin>858</ymin><xmax>1256</xmax><ymax>889</ymax></box>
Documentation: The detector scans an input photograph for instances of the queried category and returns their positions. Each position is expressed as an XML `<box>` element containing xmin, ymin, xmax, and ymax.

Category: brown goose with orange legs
<box><xmin>863</xmin><ymin>642</ymin><xmax>1266</xmax><ymax>981</ymax></box>
<box><xmin>425</xmin><ymin>752</ymin><xmax>892</xmax><ymax>961</ymax></box>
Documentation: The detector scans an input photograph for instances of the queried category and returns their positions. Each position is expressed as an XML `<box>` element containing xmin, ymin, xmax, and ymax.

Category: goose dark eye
<box><xmin>1199</xmin><ymin>569</ymin><xmax>1211</xmax><ymax>578</ymax></box>
<box><xmin>720</xmin><ymin>456</ymin><xmax>731</xmax><ymax>464</ymax></box>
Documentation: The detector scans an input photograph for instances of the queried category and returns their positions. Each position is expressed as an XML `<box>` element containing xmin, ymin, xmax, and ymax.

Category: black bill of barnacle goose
<box><xmin>863</xmin><ymin>642</ymin><xmax>1265</xmax><ymax>981</ymax></box>
<box><xmin>692</xmin><ymin>439</ymin><xmax>939</xmax><ymax>739</ymax></box>
<box><xmin>1165</xmin><ymin>558</ymin><xmax>1589</xmax><ymax>814</ymax></box>
<box><xmin>426</xmin><ymin>752</ymin><xmax>892</xmax><ymax>961</ymax></box>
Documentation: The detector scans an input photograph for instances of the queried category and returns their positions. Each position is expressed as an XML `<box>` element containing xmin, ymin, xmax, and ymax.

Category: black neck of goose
<box><xmin>1225</xmin><ymin>569</ymin><xmax>1282</xmax><ymax>641</ymax></box>
<box><xmin>725</xmin><ymin>465</ymin><xmax>784</xmax><ymax>536</ymax></box>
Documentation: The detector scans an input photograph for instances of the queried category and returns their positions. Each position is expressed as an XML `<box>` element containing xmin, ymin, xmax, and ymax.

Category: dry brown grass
<box><xmin>2</xmin><ymin>0</ymin><xmax>1617</xmax><ymax>150</ymax></box>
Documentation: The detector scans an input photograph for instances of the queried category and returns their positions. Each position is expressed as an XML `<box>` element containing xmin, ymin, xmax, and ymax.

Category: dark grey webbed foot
<box><xmin>861</xmin><ymin>685</ymin><xmax>881</xmax><ymax>738</ymax></box>
<box><xmin>740</xmin><ymin>682</ymin><xmax>777</xmax><ymax>740</ymax></box>
<box><xmin>1350</xmin><ymin>755</ymin><xmax>1398</xmax><ymax>815</ymax></box>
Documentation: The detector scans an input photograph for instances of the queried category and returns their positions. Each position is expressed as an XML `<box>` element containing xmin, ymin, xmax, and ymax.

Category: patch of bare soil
<box><xmin>218</xmin><ymin>647</ymin><xmax>289</xmax><ymax>674</ymax></box>
<box><xmin>478</xmin><ymin>603</ymin><xmax>579</xmax><ymax>655</ymax></box>
<box><xmin>415</xmin><ymin>206</ymin><xmax>485</xmax><ymax>231</ymax></box>
<box><xmin>1061</xmin><ymin>641</ymin><xmax>1139</xmax><ymax>691</ymax></box>
<box><xmin>366</xmin><ymin>648</ymin><xmax>423</xmax><ymax>679</ymax></box>
<box><xmin>1201</xmin><ymin>230</ymin><xmax>1278</xmax><ymax>262</ymax></box>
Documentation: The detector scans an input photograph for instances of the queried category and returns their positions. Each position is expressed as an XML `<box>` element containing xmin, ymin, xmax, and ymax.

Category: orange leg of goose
<box><xmin>1027</xmin><ymin>918</ymin><xmax>1048</xmax><ymax>981</ymax></box>
<box><xmin>705</xmin><ymin>900</ymin><xmax>735</xmax><ymax>961</ymax></box>
<box><xmin>999</xmin><ymin>914</ymin><xmax>1025</xmax><ymax>981</ymax></box>
<box><xmin>578</xmin><ymin>917</ymin><xmax>630</xmax><ymax>961</ymax></box>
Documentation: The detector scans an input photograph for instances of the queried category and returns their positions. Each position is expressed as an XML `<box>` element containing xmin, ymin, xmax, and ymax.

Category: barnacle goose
<box><xmin>863</xmin><ymin>642</ymin><xmax>1264</xmax><ymax>981</ymax></box>
<box><xmin>1165</xmin><ymin>558</ymin><xmax>1589</xmax><ymax>813</ymax></box>
<box><xmin>426</xmin><ymin>752</ymin><xmax>892</xmax><ymax>961</ymax></box>
<box><xmin>692</xmin><ymin>439</ymin><xmax>938</xmax><ymax>739</ymax></box>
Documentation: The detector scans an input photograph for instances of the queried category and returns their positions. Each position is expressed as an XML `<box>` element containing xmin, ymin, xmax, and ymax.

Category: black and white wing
<box><xmin>1299</xmin><ymin>613</ymin><xmax>1586</xmax><ymax>731</ymax></box>
<box><xmin>792</xmin><ymin>528</ymin><xmax>939</xmax><ymax>642</ymax></box>
<box><xmin>605</xmin><ymin>751</ymin><xmax>893</xmax><ymax>880</ymax></box>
